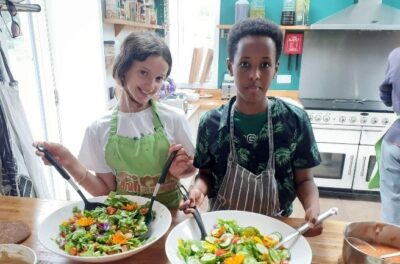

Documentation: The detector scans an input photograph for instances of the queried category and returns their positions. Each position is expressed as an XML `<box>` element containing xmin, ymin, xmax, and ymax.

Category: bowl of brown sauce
<box><xmin>343</xmin><ymin>221</ymin><xmax>400</xmax><ymax>264</ymax></box>
<box><xmin>0</xmin><ymin>244</ymin><xmax>37</xmax><ymax>264</ymax></box>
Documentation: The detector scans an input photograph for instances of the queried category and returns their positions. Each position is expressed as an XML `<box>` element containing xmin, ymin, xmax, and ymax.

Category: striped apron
<box><xmin>211</xmin><ymin>100</ymin><xmax>280</xmax><ymax>215</ymax></box>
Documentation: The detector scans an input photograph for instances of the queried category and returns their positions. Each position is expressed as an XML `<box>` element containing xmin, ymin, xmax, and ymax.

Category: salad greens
<box><xmin>56</xmin><ymin>192</ymin><xmax>153</xmax><ymax>256</ymax></box>
<box><xmin>178</xmin><ymin>219</ymin><xmax>291</xmax><ymax>264</ymax></box>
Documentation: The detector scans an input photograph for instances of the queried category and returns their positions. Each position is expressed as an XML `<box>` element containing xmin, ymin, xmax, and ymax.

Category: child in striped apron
<box><xmin>180</xmin><ymin>18</ymin><xmax>323</xmax><ymax>237</ymax></box>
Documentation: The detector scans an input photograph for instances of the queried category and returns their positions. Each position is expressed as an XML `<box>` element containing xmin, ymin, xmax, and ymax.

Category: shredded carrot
<box><xmin>213</xmin><ymin>226</ymin><xmax>225</xmax><ymax>238</ymax></box>
<box><xmin>76</xmin><ymin>217</ymin><xmax>95</xmax><ymax>227</ymax></box>
<box><xmin>263</xmin><ymin>235</ymin><xmax>277</xmax><ymax>248</ymax></box>
<box><xmin>112</xmin><ymin>231</ymin><xmax>128</xmax><ymax>245</ymax></box>
<box><xmin>122</xmin><ymin>203</ymin><xmax>138</xmax><ymax>211</ymax></box>
<box><xmin>69</xmin><ymin>247</ymin><xmax>78</xmax><ymax>256</ymax></box>
<box><xmin>224</xmin><ymin>253</ymin><xmax>245</xmax><ymax>264</ymax></box>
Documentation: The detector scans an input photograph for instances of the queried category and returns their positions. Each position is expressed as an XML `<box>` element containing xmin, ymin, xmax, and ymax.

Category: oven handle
<box><xmin>361</xmin><ymin>128</ymin><xmax>384</xmax><ymax>133</ymax></box>
<box><xmin>359</xmin><ymin>156</ymin><xmax>366</xmax><ymax>177</ymax></box>
<box><xmin>348</xmin><ymin>155</ymin><xmax>354</xmax><ymax>176</ymax></box>
<box><xmin>313</xmin><ymin>126</ymin><xmax>362</xmax><ymax>132</ymax></box>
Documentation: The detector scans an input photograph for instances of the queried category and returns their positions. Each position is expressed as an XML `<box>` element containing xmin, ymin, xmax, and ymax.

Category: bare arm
<box><xmin>34</xmin><ymin>141</ymin><xmax>115</xmax><ymax>196</ymax></box>
<box><xmin>63</xmin><ymin>158</ymin><xmax>116</xmax><ymax>196</ymax></box>
<box><xmin>294</xmin><ymin>168</ymin><xmax>322</xmax><ymax>237</ymax></box>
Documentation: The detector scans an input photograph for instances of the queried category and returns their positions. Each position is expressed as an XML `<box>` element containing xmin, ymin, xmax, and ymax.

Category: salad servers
<box><xmin>274</xmin><ymin>207</ymin><xmax>338</xmax><ymax>249</ymax></box>
<box><xmin>178</xmin><ymin>184</ymin><xmax>207</xmax><ymax>240</ymax></box>
<box><xmin>144</xmin><ymin>150</ymin><xmax>178</xmax><ymax>225</ymax></box>
<box><xmin>36</xmin><ymin>145</ymin><xmax>107</xmax><ymax>211</ymax></box>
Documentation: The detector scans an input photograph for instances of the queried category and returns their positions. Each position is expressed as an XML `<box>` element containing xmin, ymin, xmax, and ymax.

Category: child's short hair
<box><xmin>227</xmin><ymin>18</ymin><xmax>283</xmax><ymax>63</ymax></box>
<box><xmin>113</xmin><ymin>32</ymin><xmax>172</xmax><ymax>86</ymax></box>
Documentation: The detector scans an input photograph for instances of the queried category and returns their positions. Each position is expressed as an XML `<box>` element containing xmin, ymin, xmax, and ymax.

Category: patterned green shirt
<box><xmin>194</xmin><ymin>97</ymin><xmax>321</xmax><ymax>216</ymax></box>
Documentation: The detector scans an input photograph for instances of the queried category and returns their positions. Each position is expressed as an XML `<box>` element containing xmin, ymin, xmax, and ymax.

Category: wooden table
<box><xmin>0</xmin><ymin>196</ymin><xmax>347</xmax><ymax>263</ymax></box>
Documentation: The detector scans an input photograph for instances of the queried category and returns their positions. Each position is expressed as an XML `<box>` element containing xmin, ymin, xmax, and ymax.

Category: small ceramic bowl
<box><xmin>0</xmin><ymin>244</ymin><xmax>37</xmax><ymax>264</ymax></box>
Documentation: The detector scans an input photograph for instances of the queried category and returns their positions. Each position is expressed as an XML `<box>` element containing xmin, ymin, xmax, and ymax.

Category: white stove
<box><xmin>305</xmin><ymin>108</ymin><xmax>396</xmax><ymax>193</ymax></box>
<box><xmin>307</xmin><ymin>110</ymin><xmax>392</xmax><ymax>127</ymax></box>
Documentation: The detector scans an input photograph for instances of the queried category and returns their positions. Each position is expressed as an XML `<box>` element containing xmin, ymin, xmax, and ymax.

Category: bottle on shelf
<box><xmin>250</xmin><ymin>0</ymin><xmax>265</xmax><ymax>18</ymax></box>
<box><xmin>235</xmin><ymin>0</ymin><xmax>250</xmax><ymax>22</ymax></box>
<box><xmin>281</xmin><ymin>0</ymin><xmax>296</xmax><ymax>26</ymax></box>
<box><xmin>295</xmin><ymin>0</ymin><xmax>310</xmax><ymax>25</ymax></box>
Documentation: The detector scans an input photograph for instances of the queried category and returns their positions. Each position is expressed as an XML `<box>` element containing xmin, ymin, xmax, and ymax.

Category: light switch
<box><xmin>277</xmin><ymin>75</ymin><xmax>291</xmax><ymax>84</ymax></box>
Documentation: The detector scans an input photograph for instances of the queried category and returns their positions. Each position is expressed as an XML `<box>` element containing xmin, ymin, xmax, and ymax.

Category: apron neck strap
<box><xmin>110</xmin><ymin>107</ymin><xmax>119</xmax><ymax>136</ymax></box>
<box><xmin>150</xmin><ymin>99</ymin><xmax>164</xmax><ymax>130</ymax></box>
<box><xmin>110</xmin><ymin>99</ymin><xmax>164</xmax><ymax>136</ymax></box>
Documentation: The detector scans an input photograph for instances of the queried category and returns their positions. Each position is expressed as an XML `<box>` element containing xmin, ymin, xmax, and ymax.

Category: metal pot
<box><xmin>342</xmin><ymin>221</ymin><xmax>400</xmax><ymax>264</ymax></box>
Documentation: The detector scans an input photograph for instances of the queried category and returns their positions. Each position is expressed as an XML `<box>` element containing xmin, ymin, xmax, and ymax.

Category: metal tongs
<box><xmin>179</xmin><ymin>184</ymin><xmax>207</xmax><ymax>240</ymax></box>
<box><xmin>274</xmin><ymin>207</ymin><xmax>338</xmax><ymax>249</ymax></box>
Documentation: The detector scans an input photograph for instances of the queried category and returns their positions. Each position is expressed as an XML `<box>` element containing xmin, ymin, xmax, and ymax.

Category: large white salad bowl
<box><xmin>165</xmin><ymin>210</ymin><xmax>312</xmax><ymax>264</ymax></box>
<box><xmin>38</xmin><ymin>195</ymin><xmax>171</xmax><ymax>263</ymax></box>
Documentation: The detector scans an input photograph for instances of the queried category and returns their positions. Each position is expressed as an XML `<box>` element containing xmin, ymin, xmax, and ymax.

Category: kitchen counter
<box><xmin>0</xmin><ymin>195</ymin><xmax>347</xmax><ymax>263</ymax></box>
<box><xmin>188</xmin><ymin>89</ymin><xmax>300</xmax><ymax>110</ymax></box>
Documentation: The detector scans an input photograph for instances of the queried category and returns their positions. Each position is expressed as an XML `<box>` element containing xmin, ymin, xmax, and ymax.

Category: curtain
<box><xmin>0</xmin><ymin>42</ymin><xmax>50</xmax><ymax>198</ymax></box>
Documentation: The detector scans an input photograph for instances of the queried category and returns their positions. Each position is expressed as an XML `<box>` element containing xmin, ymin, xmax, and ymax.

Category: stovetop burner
<box><xmin>300</xmin><ymin>98</ymin><xmax>393</xmax><ymax>113</ymax></box>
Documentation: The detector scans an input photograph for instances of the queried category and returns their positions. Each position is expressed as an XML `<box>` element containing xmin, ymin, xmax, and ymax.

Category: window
<box><xmin>168</xmin><ymin>0</ymin><xmax>220</xmax><ymax>87</ymax></box>
<box><xmin>0</xmin><ymin>1</ymin><xmax>58</xmax><ymax>199</ymax></box>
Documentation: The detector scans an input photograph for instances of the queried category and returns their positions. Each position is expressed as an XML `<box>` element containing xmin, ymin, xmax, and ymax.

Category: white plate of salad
<box><xmin>38</xmin><ymin>193</ymin><xmax>171</xmax><ymax>263</ymax></box>
<box><xmin>165</xmin><ymin>210</ymin><xmax>312</xmax><ymax>264</ymax></box>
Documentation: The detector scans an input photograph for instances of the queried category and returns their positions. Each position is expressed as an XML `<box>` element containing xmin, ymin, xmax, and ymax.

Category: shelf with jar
<box><xmin>104</xmin><ymin>0</ymin><xmax>166</xmax><ymax>37</ymax></box>
<box><xmin>104</xmin><ymin>18</ymin><xmax>164</xmax><ymax>36</ymax></box>
<box><xmin>216</xmin><ymin>24</ymin><xmax>309</xmax><ymax>38</ymax></box>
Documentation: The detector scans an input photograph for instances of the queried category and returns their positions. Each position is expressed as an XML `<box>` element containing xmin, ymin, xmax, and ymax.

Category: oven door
<box><xmin>313</xmin><ymin>143</ymin><xmax>358</xmax><ymax>189</ymax></box>
<box><xmin>352</xmin><ymin>145</ymin><xmax>378</xmax><ymax>191</ymax></box>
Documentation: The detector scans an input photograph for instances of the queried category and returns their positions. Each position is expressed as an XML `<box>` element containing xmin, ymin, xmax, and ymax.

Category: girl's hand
<box><xmin>33</xmin><ymin>141</ymin><xmax>73</xmax><ymax>168</ymax></box>
<box><xmin>168</xmin><ymin>144</ymin><xmax>194</xmax><ymax>178</ymax></box>
<box><xmin>303</xmin><ymin>206</ymin><xmax>323</xmax><ymax>237</ymax></box>
<box><xmin>179</xmin><ymin>187</ymin><xmax>205</xmax><ymax>214</ymax></box>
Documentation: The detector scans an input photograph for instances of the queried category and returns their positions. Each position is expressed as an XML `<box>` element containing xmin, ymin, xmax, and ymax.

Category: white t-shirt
<box><xmin>78</xmin><ymin>103</ymin><xmax>195</xmax><ymax>173</ymax></box>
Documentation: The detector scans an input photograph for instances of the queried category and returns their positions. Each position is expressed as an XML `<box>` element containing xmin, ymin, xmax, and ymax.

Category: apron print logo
<box><xmin>118</xmin><ymin>172</ymin><xmax>141</xmax><ymax>193</ymax></box>
<box><xmin>118</xmin><ymin>172</ymin><xmax>178</xmax><ymax>194</ymax></box>
<box><xmin>246</xmin><ymin>134</ymin><xmax>257</xmax><ymax>144</ymax></box>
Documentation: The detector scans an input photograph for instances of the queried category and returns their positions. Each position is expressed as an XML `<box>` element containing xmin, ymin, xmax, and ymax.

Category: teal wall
<box><xmin>218</xmin><ymin>0</ymin><xmax>355</xmax><ymax>89</ymax></box>
<box><xmin>383</xmin><ymin>0</ymin><xmax>400</xmax><ymax>9</ymax></box>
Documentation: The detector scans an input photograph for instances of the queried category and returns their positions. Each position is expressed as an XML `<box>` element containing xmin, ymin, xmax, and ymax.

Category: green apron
<box><xmin>105</xmin><ymin>100</ymin><xmax>181</xmax><ymax>208</ymax></box>
<box><xmin>368</xmin><ymin>115</ymin><xmax>400</xmax><ymax>189</ymax></box>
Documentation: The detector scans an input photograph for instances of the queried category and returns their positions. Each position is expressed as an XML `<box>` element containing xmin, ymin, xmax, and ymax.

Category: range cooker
<box><xmin>302</xmin><ymin>99</ymin><xmax>396</xmax><ymax>195</ymax></box>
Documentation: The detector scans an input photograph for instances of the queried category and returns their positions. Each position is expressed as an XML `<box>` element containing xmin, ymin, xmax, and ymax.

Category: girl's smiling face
<box><xmin>122</xmin><ymin>55</ymin><xmax>169</xmax><ymax>111</ymax></box>
<box><xmin>228</xmin><ymin>35</ymin><xmax>279</xmax><ymax>108</ymax></box>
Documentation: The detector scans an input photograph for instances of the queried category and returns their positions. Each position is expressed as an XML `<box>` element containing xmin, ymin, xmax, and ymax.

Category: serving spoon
<box><xmin>347</xmin><ymin>236</ymin><xmax>400</xmax><ymax>260</ymax></box>
<box><xmin>36</xmin><ymin>145</ymin><xmax>107</xmax><ymax>211</ymax></box>
<box><xmin>274</xmin><ymin>207</ymin><xmax>338</xmax><ymax>249</ymax></box>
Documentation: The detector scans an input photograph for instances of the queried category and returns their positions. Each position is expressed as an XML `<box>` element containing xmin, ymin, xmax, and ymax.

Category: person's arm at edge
<box><xmin>61</xmin><ymin>152</ymin><xmax>116</xmax><ymax>196</ymax></box>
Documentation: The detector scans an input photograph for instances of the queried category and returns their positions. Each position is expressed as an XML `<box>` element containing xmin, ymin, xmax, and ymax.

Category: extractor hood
<box><xmin>311</xmin><ymin>0</ymin><xmax>400</xmax><ymax>30</ymax></box>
